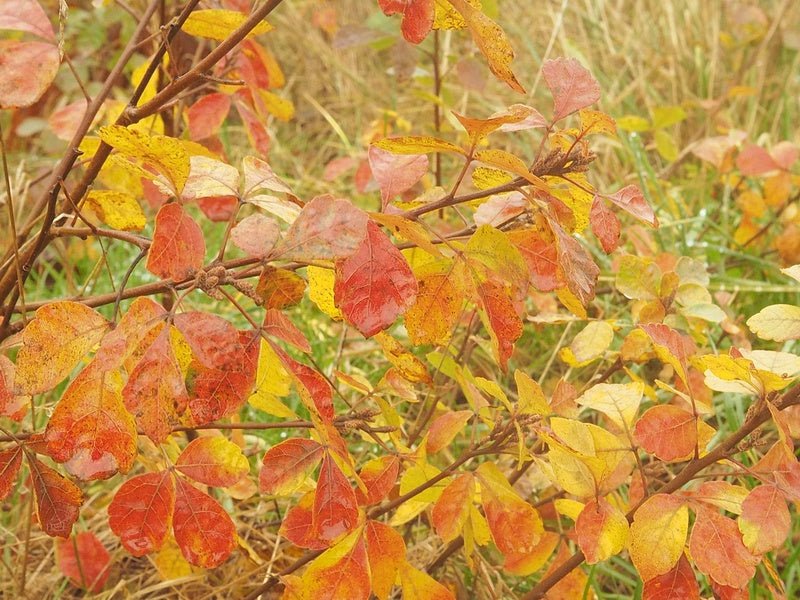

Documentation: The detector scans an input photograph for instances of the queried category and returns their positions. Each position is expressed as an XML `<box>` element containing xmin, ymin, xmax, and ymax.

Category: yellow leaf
<box><xmin>554</xmin><ymin>498</ymin><xmax>585</xmax><ymax>521</ymax></box>
<box><xmin>654</xmin><ymin>129</ymin><xmax>679</xmax><ymax>162</ymax></box>
<box><xmin>472</xmin><ymin>166</ymin><xmax>514</xmax><ymax>189</ymax></box>
<box><xmin>576</xmin><ymin>497</ymin><xmax>629</xmax><ymax>564</ymax></box>
<box><xmin>546</xmin><ymin>173</ymin><xmax>594</xmax><ymax>233</ymax></box>
<box><xmin>99</xmin><ymin>125</ymin><xmax>190</xmax><ymax>194</ymax></box>
<box><xmin>447</xmin><ymin>0</ymin><xmax>524</xmax><ymax>93</ymax></box>
<box><xmin>577</xmin><ymin>382</ymin><xmax>643</xmax><ymax>430</ymax></box>
<box><xmin>629</xmin><ymin>494</ymin><xmax>689</xmax><ymax>581</ymax></box>
<box><xmin>374</xmin><ymin>332</ymin><xmax>431</xmax><ymax>383</ymax></box>
<box><xmin>747</xmin><ymin>304</ymin><xmax>800</xmax><ymax>342</ymax></box>
<box><xmin>372</xmin><ymin>136</ymin><xmax>467</xmax><ymax>156</ymax></box>
<box><xmin>559</xmin><ymin>321</ymin><xmax>614</xmax><ymax>367</ymax></box>
<box><xmin>85</xmin><ymin>190</ymin><xmax>146</xmax><ymax>232</ymax></box>
<box><xmin>578</xmin><ymin>109</ymin><xmax>617</xmax><ymax>137</ymax></box>
<box><xmin>307</xmin><ymin>265</ymin><xmax>343</xmax><ymax>320</ymax></box>
<box><xmin>464</xmin><ymin>224</ymin><xmax>529</xmax><ymax>296</ymax></box>
<box><xmin>514</xmin><ymin>370</ymin><xmax>550</xmax><ymax>416</ymax></box>
<box><xmin>153</xmin><ymin>535</ymin><xmax>194</xmax><ymax>580</ymax></box>
<box><xmin>182</xmin><ymin>9</ymin><xmax>272</xmax><ymax>41</ymax></box>
<box><xmin>474</xmin><ymin>149</ymin><xmax>549</xmax><ymax>192</ymax></box>
<box><xmin>433</xmin><ymin>0</ymin><xmax>478</xmax><ymax>30</ymax></box>
<box><xmin>369</xmin><ymin>212</ymin><xmax>443</xmax><ymax>258</ymax></box>
<box><xmin>247</xmin><ymin>340</ymin><xmax>296</xmax><ymax>418</ymax></box>
<box><xmin>258</xmin><ymin>89</ymin><xmax>294</xmax><ymax>121</ymax></box>
<box><xmin>405</xmin><ymin>259</ymin><xmax>467</xmax><ymax>346</ymax></box>
<box><xmin>616</xmin><ymin>115</ymin><xmax>651</xmax><ymax>132</ymax></box>
<box><xmin>651</xmin><ymin>105</ymin><xmax>687</xmax><ymax>129</ymax></box>
<box><xmin>390</xmin><ymin>461</ymin><xmax>445</xmax><ymax>526</ymax></box>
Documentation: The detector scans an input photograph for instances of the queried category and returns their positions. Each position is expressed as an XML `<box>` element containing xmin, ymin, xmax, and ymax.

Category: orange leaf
<box><xmin>738</xmin><ymin>484</ymin><xmax>790</xmax><ymax>555</ymax></box>
<box><xmin>29</xmin><ymin>456</ymin><xmax>83</xmax><ymax>538</ymax></box>
<box><xmin>56</xmin><ymin>532</ymin><xmax>111</xmax><ymax>592</ymax></box>
<box><xmin>426</xmin><ymin>410</ymin><xmax>472</xmax><ymax>454</ymax></box>
<box><xmin>365</xmin><ymin>520</ymin><xmax>406</xmax><ymax>600</ymax></box>
<box><xmin>146</xmin><ymin>203</ymin><xmax>206</xmax><ymax>280</ymax></box>
<box><xmin>108</xmin><ymin>470</ymin><xmax>175</xmax><ymax>556</ymax></box>
<box><xmin>539</xmin><ymin>542</ymin><xmax>589</xmax><ymax>600</ymax></box>
<box><xmin>689</xmin><ymin>506</ymin><xmax>758</xmax><ymax>589</ymax></box>
<box><xmin>281</xmin><ymin>491</ymin><xmax>327</xmax><ymax>550</ymax></box>
<box><xmin>474</xmin><ymin>279</ymin><xmax>523</xmax><ymax>370</ymax></box>
<box><xmin>274</xmin><ymin>195</ymin><xmax>368</xmax><ymax>261</ymax></box>
<box><xmin>45</xmin><ymin>364</ymin><xmax>137</xmax><ymax>480</ymax></box>
<box><xmin>259</xmin><ymin>438</ymin><xmax>324</xmax><ymax>496</ymax></box>
<box><xmin>95</xmin><ymin>297</ymin><xmax>166</xmax><ymax>371</ymax></box>
<box><xmin>575</xmin><ymin>496</ymin><xmax>629</xmax><ymax>564</ymax></box>
<box><xmin>355</xmin><ymin>456</ymin><xmax>400</xmax><ymax>506</ymax></box>
<box><xmin>398</xmin><ymin>561</ymin><xmax>455</xmax><ymax>600</ymax></box>
<box><xmin>15</xmin><ymin>301</ymin><xmax>111</xmax><ymax>394</ymax></box>
<box><xmin>256</xmin><ymin>266</ymin><xmax>307</xmax><ymax>309</ymax></box>
<box><xmin>187</xmin><ymin>93</ymin><xmax>231</xmax><ymax>141</ymax></box>
<box><xmin>605</xmin><ymin>185</ymin><xmax>658</xmax><ymax>227</ymax></box>
<box><xmin>634</xmin><ymin>404</ymin><xmax>698</xmax><ymax>462</ymax></box>
<box><xmin>640</xmin><ymin>323</ymin><xmax>697</xmax><ymax>385</ymax></box>
<box><xmin>334</xmin><ymin>220</ymin><xmax>418</xmax><ymax>337</ymax></box>
<box><xmin>122</xmin><ymin>328</ymin><xmax>187</xmax><ymax>444</ymax></box>
<box><xmin>173</xmin><ymin>477</ymin><xmax>237</xmax><ymax>568</ymax></box>
<box><xmin>590</xmin><ymin>197</ymin><xmax>621</xmax><ymax>254</ymax></box>
<box><xmin>405</xmin><ymin>260</ymin><xmax>465</xmax><ymax>346</ymax></box>
<box><xmin>642</xmin><ymin>554</ymin><xmax>699</xmax><ymax>600</ymax></box>
<box><xmin>296</xmin><ymin>529</ymin><xmax>371</xmax><ymax>599</ymax></box>
<box><xmin>176</xmin><ymin>437</ymin><xmax>249</xmax><ymax>488</ymax></box>
<box><xmin>432</xmin><ymin>473</ymin><xmax>474</xmax><ymax>543</ymax></box>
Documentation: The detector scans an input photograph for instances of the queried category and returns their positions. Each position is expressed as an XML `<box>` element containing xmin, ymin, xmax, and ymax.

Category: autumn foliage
<box><xmin>1</xmin><ymin>1</ymin><xmax>799</xmax><ymax>599</ymax></box>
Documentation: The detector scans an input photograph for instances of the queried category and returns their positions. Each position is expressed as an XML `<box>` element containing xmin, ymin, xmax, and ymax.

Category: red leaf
<box><xmin>334</xmin><ymin>220</ymin><xmax>418</xmax><ymax>337</ymax></box>
<box><xmin>313</xmin><ymin>453</ymin><xmax>359</xmax><ymax>544</ymax></box>
<box><xmin>542</xmin><ymin>58</ymin><xmax>601</xmax><ymax>122</ymax></box>
<box><xmin>29</xmin><ymin>456</ymin><xmax>82</xmax><ymax>537</ymax></box>
<box><xmin>605</xmin><ymin>185</ymin><xmax>658</xmax><ymax>227</ymax></box>
<box><xmin>235</xmin><ymin>95</ymin><xmax>270</xmax><ymax>156</ymax></box>
<box><xmin>146</xmin><ymin>203</ymin><xmax>206</xmax><ymax>280</ymax></box>
<box><xmin>281</xmin><ymin>491</ymin><xmax>327</xmax><ymax>550</ymax></box>
<box><xmin>173</xmin><ymin>477</ymin><xmax>237</xmax><ymax>568</ymax></box>
<box><xmin>275</xmin><ymin>195</ymin><xmax>368</xmax><ymax>261</ymax></box>
<box><xmin>197</xmin><ymin>196</ymin><xmax>238</xmax><ymax>221</ymax></box>
<box><xmin>230</xmin><ymin>213</ymin><xmax>281</xmax><ymax>257</ymax></box>
<box><xmin>377</xmin><ymin>0</ymin><xmax>434</xmax><ymax>44</ymax></box>
<box><xmin>355</xmin><ymin>455</ymin><xmax>399</xmax><ymax>505</ymax></box>
<box><xmin>640</xmin><ymin>323</ymin><xmax>697</xmax><ymax>384</ymax></box>
<box><xmin>187</xmin><ymin>93</ymin><xmax>231</xmax><ymax>140</ymax></box>
<box><xmin>0</xmin><ymin>40</ymin><xmax>60</xmax><ymax>109</ymax></box>
<box><xmin>122</xmin><ymin>328</ymin><xmax>187</xmax><ymax>444</ymax></box>
<box><xmin>367</xmin><ymin>146</ymin><xmax>428</xmax><ymax>208</ymax></box>
<box><xmin>176</xmin><ymin>437</ymin><xmax>249</xmax><ymax>487</ymax></box>
<box><xmin>689</xmin><ymin>506</ymin><xmax>758</xmax><ymax>589</ymax></box>
<box><xmin>736</xmin><ymin>144</ymin><xmax>779</xmax><ymax>176</ymax></box>
<box><xmin>56</xmin><ymin>532</ymin><xmax>111</xmax><ymax>592</ymax></box>
<box><xmin>634</xmin><ymin>404</ymin><xmax>697</xmax><ymax>462</ymax></box>
<box><xmin>174</xmin><ymin>312</ymin><xmax>243</xmax><ymax>370</ymax></box>
<box><xmin>365</xmin><ymin>520</ymin><xmax>406</xmax><ymax>600</ymax></box>
<box><xmin>0</xmin><ymin>446</ymin><xmax>23</xmax><ymax>501</ymax></box>
<box><xmin>108</xmin><ymin>471</ymin><xmax>175</xmax><ymax>556</ymax></box>
<box><xmin>432</xmin><ymin>473</ymin><xmax>474</xmax><ymax>542</ymax></box>
<box><xmin>45</xmin><ymin>363</ymin><xmax>138</xmax><ymax>480</ymax></box>
<box><xmin>274</xmin><ymin>344</ymin><xmax>334</xmax><ymax>422</ymax></box>
<box><xmin>259</xmin><ymin>438</ymin><xmax>324</xmax><ymax>495</ymax></box>
<box><xmin>642</xmin><ymin>555</ymin><xmax>699</xmax><ymax>600</ymax></box>
<box><xmin>508</xmin><ymin>227</ymin><xmax>561</xmax><ymax>292</ymax></box>
<box><xmin>590</xmin><ymin>197</ymin><xmax>620</xmax><ymax>253</ymax></box>
<box><xmin>0</xmin><ymin>0</ymin><xmax>56</xmax><ymax>40</ymax></box>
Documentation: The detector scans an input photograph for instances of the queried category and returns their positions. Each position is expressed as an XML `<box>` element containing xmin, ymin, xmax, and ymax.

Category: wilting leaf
<box><xmin>690</xmin><ymin>506</ymin><xmax>759</xmax><ymax>589</ymax></box>
<box><xmin>629</xmin><ymin>494</ymin><xmax>688</xmax><ymax>581</ymax></box>
<box><xmin>275</xmin><ymin>195</ymin><xmax>368</xmax><ymax>261</ymax></box>
<box><xmin>45</xmin><ymin>365</ymin><xmax>137</xmax><ymax>480</ymax></box>
<box><xmin>746</xmin><ymin>304</ymin><xmax>800</xmax><ymax>342</ymax></box>
<box><xmin>182</xmin><ymin>9</ymin><xmax>272</xmax><ymax>41</ymax></box>
<box><xmin>605</xmin><ymin>185</ymin><xmax>658</xmax><ymax>227</ymax></box>
<box><xmin>542</xmin><ymin>57</ymin><xmax>600</xmax><ymax>121</ymax></box>
<box><xmin>108</xmin><ymin>470</ymin><xmax>175</xmax><ymax>556</ymax></box>
<box><xmin>259</xmin><ymin>438</ymin><xmax>323</xmax><ymax>496</ymax></box>
<box><xmin>377</xmin><ymin>0</ymin><xmax>434</xmax><ymax>44</ymax></box>
<box><xmin>176</xmin><ymin>437</ymin><xmax>249</xmax><ymax>488</ymax></box>
<box><xmin>640</xmin><ymin>323</ymin><xmax>697</xmax><ymax>384</ymax></box>
<box><xmin>56</xmin><ymin>532</ymin><xmax>111</xmax><ymax>592</ymax></box>
<box><xmin>0</xmin><ymin>40</ymin><xmax>60</xmax><ymax>109</ymax></box>
<box><xmin>738</xmin><ymin>484</ymin><xmax>790</xmax><ymax>555</ymax></box>
<box><xmin>575</xmin><ymin>497</ymin><xmax>629</xmax><ymax>564</ymax></box>
<box><xmin>550</xmin><ymin>218</ymin><xmax>599</xmax><ymax>307</ymax></box>
<box><xmin>334</xmin><ymin>220</ymin><xmax>418</xmax><ymax>337</ymax></box>
<box><xmin>15</xmin><ymin>301</ymin><xmax>110</xmax><ymax>394</ymax></box>
<box><xmin>146</xmin><ymin>203</ymin><xmax>206</xmax><ymax>280</ymax></box>
<box><xmin>29</xmin><ymin>456</ymin><xmax>83</xmax><ymax>538</ymax></box>
<box><xmin>172</xmin><ymin>478</ymin><xmax>237</xmax><ymax>568</ymax></box>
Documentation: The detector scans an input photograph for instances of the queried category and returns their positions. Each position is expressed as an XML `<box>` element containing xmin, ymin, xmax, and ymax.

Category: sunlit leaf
<box><xmin>85</xmin><ymin>190</ymin><xmax>147</xmax><ymax>232</ymax></box>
